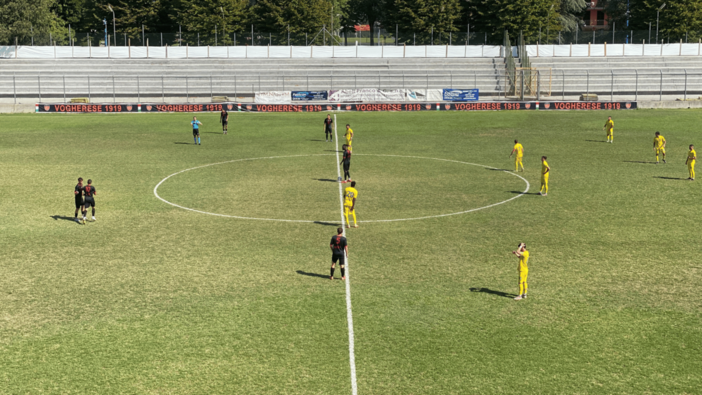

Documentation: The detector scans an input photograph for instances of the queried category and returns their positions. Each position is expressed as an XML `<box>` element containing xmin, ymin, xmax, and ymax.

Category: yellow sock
<box><xmin>544</xmin><ymin>183</ymin><xmax>548</xmax><ymax>194</ymax></box>
<box><xmin>656</xmin><ymin>154</ymin><xmax>659</xmax><ymax>162</ymax></box>
<box><xmin>351</xmin><ymin>211</ymin><xmax>357</xmax><ymax>226</ymax></box>
<box><xmin>524</xmin><ymin>281</ymin><xmax>528</xmax><ymax>295</ymax></box>
<box><xmin>691</xmin><ymin>167</ymin><xmax>695</xmax><ymax>179</ymax></box>
<box><xmin>519</xmin><ymin>282</ymin><xmax>524</xmax><ymax>296</ymax></box>
<box><xmin>344</xmin><ymin>212</ymin><xmax>350</xmax><ymax>225</ymax></box>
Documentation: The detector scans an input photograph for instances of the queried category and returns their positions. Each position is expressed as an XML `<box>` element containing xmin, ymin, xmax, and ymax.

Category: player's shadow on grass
<box><xmin>174</xmin><ymin>142</ymin><xmax>192</xmax><ymax>145</ymax></box>
<box><xmin>314</xmin><ymin>178</ymin><xmax>338</xmax><ymax>183</ymax></box>
<box><xmin>585</xmin><ymin>139</ymin><xmax>608</xmax><ymax>143</ymax></box>
<box><xmin>654</xmin><ymin>176</ymin><xmax>687</xmax><ymax>180</ymax></box>
<box><xmin>313</xmin><ymin>221</ymin><xmax>340</xmax><ymax>227</ymax></box>
<box><xmin>309</xmin><ymin>139</ymin><xmax>326</xmax><ymax>142</ymax></box>
<box><xmin>486</xmin><ymin>168</ymin><xmax>513</xmax><ymax>172</ymax></box>
<box><xmin>508</xmin><ymin>190</ymin><xmax>541</xmax><ymax>195</ymax></box>
<box><xmin>623</xmin><ymin>160</ymin><xmax>657</xmax><ymax>164</ymax></box>
<box><xmin>469</xmin><ymin>288</ymin><xmax>516</xmax><ymax>298</ymax></box>
<box><xmin>50</xmin><ymin>215</ymin><xmax>76</xmax><ymax>222</ymax></box>
<box><xmin>296</xmin><ymin>270</ymin><xmax>331</xmax><ymax>279</ymax></box>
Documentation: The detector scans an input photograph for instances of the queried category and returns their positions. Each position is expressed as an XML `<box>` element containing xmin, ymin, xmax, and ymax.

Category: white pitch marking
<box><xmin>335</xmin><ymin>115</ymin><xmax>358</xmax><ymax>395</ymax></box>
<box><xmin>153</xmin><ymin>155</ymin><xmax>529</xmax><ymax>223</ymax></box>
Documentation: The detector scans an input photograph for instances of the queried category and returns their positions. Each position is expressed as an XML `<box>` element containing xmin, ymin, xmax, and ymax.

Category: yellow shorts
<box><xmin>541</xmin><ymin>174</ymin><xmax>549</xmax><ymax>183</ymax></box>
<box><xmin>656</xmin><ymin>148</ymin><xmax>666</xmax><ymax>155</ymax></box>
<box><xmin>515</xmin><ymin>156</ymin><xmax>523</xmax><ymax>162</ymax></box>
<box><xmin>606</xmin><ymin>130</ymin><xmax>613</xmax><ymax>136</ymax></box>
<box><xmin>344</xmin><ymin>205</ymin><xmax>354</xmax><ymax>214</ymax></box>
<box><xmin>519</xmin><ymin>270</ymin><xmax>528</xmax><ymax>283</ymax></box>
<box><xmin>689</xmin><ymin>160</ymin><xmax>696</xmax><ymax>168</ymax></box>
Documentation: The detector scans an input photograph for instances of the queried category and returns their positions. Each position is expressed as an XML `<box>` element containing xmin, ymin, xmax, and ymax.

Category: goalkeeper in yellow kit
<box><xmin>510</xmin><ymin>140</ymin><xmax>524</xmax><ymax>172</ymax></box>
<box><xmin>343</xmin><ymin>181</ymin><xmax>358</xmax><ymax>228</ymax></box>
<box><xmin>653</xmin><ymin>132</ymin><xmax>667</xmax><ymax>164</ymax></box>
<box><xmin>686</xmin><ymin>144</ymin><xmax>696</xmax><ymax>181</ymax></box>
<box><xmin>512</xmin><ymin>242</ymin><xmax>529</xmax><ymax>300</ymax></box>
<box><xmin>603</xmin><ymin>116</ymin><xmax>614</xmax><ymax>143</ymax></box>
<box><xmin>345</xmin><ymin>124</ymin><xmax>354</xmax><ymax>153</ymax></box>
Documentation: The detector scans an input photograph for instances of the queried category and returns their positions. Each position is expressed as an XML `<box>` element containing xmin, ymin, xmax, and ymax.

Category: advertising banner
<box><xmin>37</xmin><ymin>101</ymin><xmax>637</xmax><ymax>113</ymax></box>
<box><xmin>291</xmin><ymin>91</ymin><xmax>329</xmax><ymax>101</ymax></box>
<box><xmin>443</xmin><ymin>89</ymin><xmax>479</xmax><ymax>101</ymax></box>
<box><xmin>254</xmin><ymin>91</ymin><xmax>292</xmax><ymax>104</ymax></box>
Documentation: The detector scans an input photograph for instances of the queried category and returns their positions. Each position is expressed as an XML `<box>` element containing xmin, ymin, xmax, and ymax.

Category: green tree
<box><xmin>254</xmin><ymin>0</ymin><xmax>334</xmax><ymax>45</ymax></box>
<box><xmin>173</xmin><ymin>0</ymin><xmax>250</xmax><ymax>45</ymax></box>
<box><xmin>347</xmin><ymin>0</ymin><xmax>387</xmax><ymax>45</ymax></box>
<box><xmin>385</xmin><ymin>0</ymin><xmax>462</xmax><ymax>44</ymax></box>
<box><xmin>466</xmin><ymin>0</ymin><xmax>562</xmax><ymax>44</ymax></box>
<box><xmin>559</xmin><ymin>0</ymin><xmax>587</xmax><ymax>33</ymax></box>
<box><xmin>627</xmin><ymin>0</ymin><xmax>702</xmax><ymax>42</ymax></box>
<box><xmin>0</xmin><ymin>0</ymin><xmax>67</xmax><ymax>45</ymax></box>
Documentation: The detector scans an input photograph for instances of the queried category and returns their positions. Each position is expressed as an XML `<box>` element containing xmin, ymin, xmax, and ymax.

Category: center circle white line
<box><xmin>153</xmin><ymin>154</ymin><xmax>530</xmax><ymax>223</ymax></box>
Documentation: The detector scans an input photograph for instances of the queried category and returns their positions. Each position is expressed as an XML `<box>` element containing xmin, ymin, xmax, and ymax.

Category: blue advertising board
<box><xmin>292</xmin><ymin>91</ymin><xmax>329</xmax><ymax>101</ymax></box>
<box><xmin>442</xmin><ymin>89</ymin><xmax>479</xmax><ymax>101</ymax></box>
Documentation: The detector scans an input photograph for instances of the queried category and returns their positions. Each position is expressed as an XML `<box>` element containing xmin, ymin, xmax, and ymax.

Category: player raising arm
<box><xmin>539</xmin><ymin>156</ymin><xmax>550</xmax><ymax>196</ymax></box>
<box><xmin>510</xmin><ymin>139</ymin><xmax>524</xmax><ymax>172</ymax></box>
<box><xmin>654</xmin><ymin>132</ymin><xmax>666</xmax><ymax>164</ymax></box>
<box><xmin>686</xmin><ymin>144</ymin><xmax>696</xmax><ymax>181</ymax></box>
<box><xmin>512</xmin><ymin>243</ymin><xmax>529</xmax><ymax>300</ymax></box>
<box><xmin>191</xmin><ymin>116</ymin><xmax>202</xmax><ymax>145</ymax></box>
<box><xmin>330</xmin><ymin>227</ymin><xmax>349</xmax><ymax>280</ymax></box>
<box><xmin>604</xmin><ymin>116</ymin><xmax>614</xmax><ymax>143</ymax></box>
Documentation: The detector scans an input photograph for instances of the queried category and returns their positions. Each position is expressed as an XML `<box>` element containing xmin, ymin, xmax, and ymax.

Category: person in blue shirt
<box><xmin>191</xmin><ymin>116</ymin><xmax>203</xmax><ymax>145</ymax></box>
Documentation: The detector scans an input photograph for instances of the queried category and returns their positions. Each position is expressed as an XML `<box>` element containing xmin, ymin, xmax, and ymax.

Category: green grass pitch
<box><xmin>1</xmin><ymin>109</ymin><xmax>701</xmax><ymax>394</ymax></box>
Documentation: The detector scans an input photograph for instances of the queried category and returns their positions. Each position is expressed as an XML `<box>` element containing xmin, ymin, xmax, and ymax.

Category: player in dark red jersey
<box><xmin>82</xmin><ymin>179</ymin><xmax>97</xmax><ymax>222</ymax></box>
<box><xmin>330</xmin><ymin>227</ymin><xmax>348</xmax><ymax>280</ymax></box>
<box><xmin>220</xmin><ymin>109</ymin><xmax>229</xmax><ymax>135</ymax></box>
<box><xmin>324</xmin><ymin>114</ymin><xmax>333</xmax><ymax>142</ymax></box>
<box><xmin>74</xmin><ymin>177</ymin><xmax>84</xmax><ymax>224</ymax></box>
<box><xmin>340</xmin><ymin>144</ymin><xmax>352</xmax><ymax>182</ymax></box>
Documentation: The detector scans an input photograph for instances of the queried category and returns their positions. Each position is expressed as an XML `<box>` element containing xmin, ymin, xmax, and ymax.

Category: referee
<box><xmin>330</xmin><ymin>227</ymin><xmax>348</xmax><ymax>280</ymax></box>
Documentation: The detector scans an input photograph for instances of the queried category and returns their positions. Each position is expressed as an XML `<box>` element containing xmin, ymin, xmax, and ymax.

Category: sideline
<box><xmin>335</xmin><ymin>115</ymin><xmax>358</xmax><ymax>395</ymax></box>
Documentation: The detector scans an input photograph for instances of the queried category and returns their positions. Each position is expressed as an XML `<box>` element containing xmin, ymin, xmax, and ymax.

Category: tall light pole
<box><xmin>220</xmin><ymin>7</ymin><xmax>225</xmax><ymax>45</ymax></box>
<box><xmin>656</xmin><ymin>3</ymin><xmax>666</xmax><ymax>44</ymax></box>
<box><xmin>108</xmin><ymin>5</ymin><xmax>115</xmax><ymax>46</ymax></box>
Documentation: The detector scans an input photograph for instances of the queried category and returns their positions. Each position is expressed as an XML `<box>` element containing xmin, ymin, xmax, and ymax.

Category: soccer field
<box><xmin>1</xmin><ymin>109</ymin><xmax>701</xmax><ymax>393</ymax></box>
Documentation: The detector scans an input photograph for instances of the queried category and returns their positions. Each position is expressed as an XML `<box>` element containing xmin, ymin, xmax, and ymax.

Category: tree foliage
<box><xmin>559</xmin><ymin>0</ymin><xmax>587</xmax><ymax>33</ymax></box>
<box><xmin>173</xmin><ymin>0</ymin><xmax>250</xmax><ymax>44</ymax></box>
<box><xmin>628</xmin><ymin>0</ymin><xmax>702</xmax><ymax>42</ymax></box>
<box><xmin>254</xmin><ymin>0</ymin><xmax>334</xmax><ymax>44</ymax></box>
<box><xmin>466</xmin><ymin>0</ymin><xmax>562</xmax><ymax>44</ymax></box>
<box><xmin>385</xmin><ymin>0</ymin><xmax>463</xmax><ymax>33</ymax></box>
<box><xmin>0</xmin><ymin>0</ymin><xmax>67</xmax><ymax>45</ymax></box>
<box><xmin>347</xmin><ymin>0</ymin><xmax>386</xmax><ymax>44</ymax></box>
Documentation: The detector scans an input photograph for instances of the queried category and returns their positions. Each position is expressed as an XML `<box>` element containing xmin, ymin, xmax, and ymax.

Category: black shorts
<box><xmin>343</xmin><ymin>164</ymin><xmax>350</xmax><ymax>171</ymax></box>
<box><xmin>193</xmin><ymin>129</ymin><xmax>200</xmax><ymax>136</ymax></box>
<box><xmin>325</xmin><ymin>127</ymin><xmax>332</xmax><ymax>133</ymax></box>
<box><xmin>222</xmin><ymin>121</ymin><xmax>228</xmax><ymax>126</ymax></box>
<box><xmin>84</xmin><ymin>197</ymin><xmax>95</xmax><ymax>208</ymax></box>
<box><xmin>75</xmin><ymin>198</ymin><xmax>83</xmax><ymax>209</ymax></box>
<box><xmin>332</xmin><ymin>254</ymin><xmax>345</xmax><ymax>265</ymax></box>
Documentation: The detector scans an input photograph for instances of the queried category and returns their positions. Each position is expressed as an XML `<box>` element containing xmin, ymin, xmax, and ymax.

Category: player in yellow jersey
<box><xmin>512</xmin><ymin>242</ymin><xmax>529</xmax><ymax>300</ymax></box>
<box><xmin>686</xmin><ymin>144</ymin><xmax>696</xmax><ymax>181</ymax></box>
<box><xmin>345</xmin><ymin>124</ymin><xmax>354</xmax><ymax>152</ymax></box>
<box><xmin>343</xmin><ymin>181</ymin><xmax>358</xmax><ymax>228</ymax></box>
<box><xmin>603</xmin><ymin>116</ymin><xmax>614</xmax><ymax>143</ymax></box>
<box><xmin>509</xmin><ymin>139</ymin><xmax>524</xmax><ymax>172</ymax></box>
<box><xmin>539</xmin><ymin>156</ymin><xmax>550</xmax><ymax>196</ymax></box>
<box><xmin>653</xmin><ymin>131</ymin><xmax>667</xmax><ymax>164</ymax></box>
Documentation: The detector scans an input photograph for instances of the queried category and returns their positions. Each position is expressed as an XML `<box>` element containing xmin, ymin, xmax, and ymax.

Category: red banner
<box><xmin>37</xmin><ymin>101</ymin><xmax>637</xmax><ymax>113</ymax></box>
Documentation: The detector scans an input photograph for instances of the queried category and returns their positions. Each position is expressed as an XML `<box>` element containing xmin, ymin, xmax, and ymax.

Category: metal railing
<box><xmin>3</xmin><ymin>70</ymin><xmax>701</xmax><ymax>103</ymax></box>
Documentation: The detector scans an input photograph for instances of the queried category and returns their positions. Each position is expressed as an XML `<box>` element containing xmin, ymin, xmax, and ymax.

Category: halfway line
<box><xmin>334</xmin><ymin>115</ymin><xmax>358</xmax><ymax>395</ymax></box>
